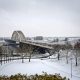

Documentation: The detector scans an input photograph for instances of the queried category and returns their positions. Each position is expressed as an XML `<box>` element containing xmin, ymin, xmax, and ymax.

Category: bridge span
<box><xmin>0</xmin><ymin>31</ymin><xmax>56</xmax><ymax>63</ymax></box>
<box><xmin>11</xmin><ymin>31</ymin><xmax>54</xmax><ymax>50</ymax></box>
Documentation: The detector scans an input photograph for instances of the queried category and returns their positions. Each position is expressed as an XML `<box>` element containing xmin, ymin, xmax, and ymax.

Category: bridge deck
<box><xmin>21</xmin><ymin>41</ymin><xmax>54</xmax><ymax>50</ymax></box>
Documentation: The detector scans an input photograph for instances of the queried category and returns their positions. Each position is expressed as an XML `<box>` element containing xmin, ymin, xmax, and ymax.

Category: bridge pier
<box><xmin>22</xmin><ymin>53</ymin><xmax>24</xmax><ymax>63</ymax></box>
<box><xmin>29</xmin><ymin>52</ymin><xmax>31</xmax><ymax>62</ymax></box>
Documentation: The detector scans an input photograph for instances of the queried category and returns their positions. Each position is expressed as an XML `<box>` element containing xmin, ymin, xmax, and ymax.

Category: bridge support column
<box><xmin>22</xmin><ymin>53</ymin><xmax>24</xmax><ymax>63</ymax></box>
<box><xmin>48</xmin><ymin>52</ymin><xmax>51</xmax><ymax>59</ymax></box>
<box><xmin>29</xmin><ymin>52</ymin><xmax>31</xmax><ymax>62</ymax></box>
<box><xmin>58</xmin><ymin>52</ymin><xmax>60</xmax><ymax>60</ymax></box>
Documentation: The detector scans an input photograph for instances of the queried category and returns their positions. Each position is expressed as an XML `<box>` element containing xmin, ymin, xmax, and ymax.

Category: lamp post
<box><xmin>70</xmin><ymin>43</ymin><xmax>75</xmax><ymax>78</ymax></box>
<box><xmin>70</xmin><ymin>57</ymin><xmax>72</xmax><ymax>78</ymax></box>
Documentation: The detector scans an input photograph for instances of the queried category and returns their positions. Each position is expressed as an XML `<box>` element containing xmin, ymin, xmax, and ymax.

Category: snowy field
<box><xmin>0</xmin><ymin>54</ymin><xmax>80</xmax><ymax>80</ymax></box>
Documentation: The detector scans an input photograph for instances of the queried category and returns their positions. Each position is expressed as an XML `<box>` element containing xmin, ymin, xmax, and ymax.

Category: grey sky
<box><xmin>0</xmin><ymin>0</ymin><xmax>80</xmax><ymax>37</ymax></box>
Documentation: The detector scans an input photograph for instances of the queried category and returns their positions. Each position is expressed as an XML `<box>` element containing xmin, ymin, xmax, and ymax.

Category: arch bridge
<box><xmin>1</xmin><ymin>31</ymin><xmax>55</xmax><ymax>62</ymax></box>
<box><xmin>11</xmin><ymin>31</ymin><xmax>54</xmax><ymax>53</ymax></box>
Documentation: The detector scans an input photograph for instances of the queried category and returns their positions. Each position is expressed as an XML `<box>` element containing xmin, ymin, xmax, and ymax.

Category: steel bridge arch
<box><xmin>11</xmin><ymin>31</ymin><xmax>26</xmax><ymax>42</ymax></box>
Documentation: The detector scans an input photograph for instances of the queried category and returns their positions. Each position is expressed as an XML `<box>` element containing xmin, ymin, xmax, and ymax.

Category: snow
<box><xmin>0</xmin><ymin>55</ymin><xmax>80</xmax><ymax>80</ymax></box>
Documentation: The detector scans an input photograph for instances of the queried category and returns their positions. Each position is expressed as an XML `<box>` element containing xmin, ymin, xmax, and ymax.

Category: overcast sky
<box><xmin>0</xmin><ymin>0</ymin><xmax>80</xmax><ymax>37</ymax></box>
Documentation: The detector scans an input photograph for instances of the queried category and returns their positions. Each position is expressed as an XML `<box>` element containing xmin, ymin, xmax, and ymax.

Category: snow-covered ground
<box><xmin>0</xmin><ymin>53</ymin><xmax>80</xmax><ymax>80</ymax></box>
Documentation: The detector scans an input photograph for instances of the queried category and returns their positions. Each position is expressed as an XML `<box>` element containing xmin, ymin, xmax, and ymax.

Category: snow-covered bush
<box><xmin>0</xmin><ymin>73</ymin><xmax>69</xmax><ymax>80</ymax></box>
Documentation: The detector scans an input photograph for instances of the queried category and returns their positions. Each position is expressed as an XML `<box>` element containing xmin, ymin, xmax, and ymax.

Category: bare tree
<box><xmin>19</xmin><ymin>42</ymin><xmax>34</xmax><ymax>62</ymax></box>
<box><xmin>65</xmin><ymin>42</ymin><xmax>72</xmax><ymax>64</ymax></box>
<box><xmin>53</xmin><ymin>44</ymin><xmax>61</xmax><ymax>60</ymax></box>
<box><xmin>74</xmin><ymin>42</ymin><xmax>80</xmax><ymax>66</ymax></box>
<box><xmin>0</xmin><ymin>46</ymin><xmax>3</xmax><ymax>65</ymax></box>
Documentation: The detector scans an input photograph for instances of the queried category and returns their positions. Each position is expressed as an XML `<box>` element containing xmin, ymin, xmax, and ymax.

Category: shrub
<box><xmin>0</xmin><ymin>73</ymin><xmax>69</xmax><ymax>80</ymax></box>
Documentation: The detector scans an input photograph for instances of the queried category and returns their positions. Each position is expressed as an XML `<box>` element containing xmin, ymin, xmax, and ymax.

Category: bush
<box><xmin>0</xmin><ymin>73</ymin><xmax>69</xmax><ymax>80</ymax></box>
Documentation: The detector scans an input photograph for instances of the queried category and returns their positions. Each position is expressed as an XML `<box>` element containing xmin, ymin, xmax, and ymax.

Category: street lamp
<box><xmin>70</xmin><ymin>57</ymin><xmax>72</xmax><ymax>78</ymax></box>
